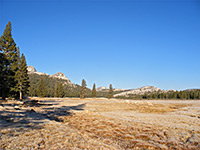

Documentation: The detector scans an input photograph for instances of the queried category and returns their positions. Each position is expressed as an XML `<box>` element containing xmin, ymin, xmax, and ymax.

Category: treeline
<box><xmin>116</xmin><ymin>90</ymin><xmax>200</xmax><ymax>100</ymax></box>
<box><xmin>0</xmin><ymin>22</ymin><xmax>29</xmax><ymax>100</ymax></box>
<box><xmin>29</xmin><ymin>74</ymin><xmax>90</xmax><ymax>97</ymax></box>
<box><xmin>29</xmin><ymin>73</ymin><xmax>115</xmax><ymax>98</ymax></box>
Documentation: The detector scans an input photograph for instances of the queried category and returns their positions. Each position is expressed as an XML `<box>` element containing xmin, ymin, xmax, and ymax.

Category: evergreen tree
<box><xmin>142</xmin><ymin>93</ymin><xmax>148</xmax><ymax>99</ymax></box>
<box><xmin>11</xmin><ymin>47</ymin><xmax>20</xmax><ymax>98</ymax></box>
<box><xmin>0</xmin><ymin>53</ymin><xmax>9</xmax><ymax>99</ymax></box>
<box><xmin>54</xmin><ymin>84</ymin><xmax>57</xmax><ymax>97</ymax></box>
<box><xmin>198</xmin><ymin>92</ymin><xmax>200</xmax><ymax>99</ymax></box>
<box><xmin>173</xmin><ymin>92</ymin><xmax>178</xmax><ymax>99</ymax></box>
<box><xmin>80</xmin><ymin>79</ymin><xmax>87</xmax><ymax>99</ymax></box>
<box><xmin>182</xmin><ymin>92</ymin><xmax>186</xmax><ymax>100</ymax></box>
<box><xmin>29</xmin><ymin>86</ymin><xmax>37</xmax><ymax>97</ymax></box>
<box><xmin>91</xmin><ymin>83</ymin><xmax>96</xmax><ymax>98</ymax></box>
<box><xmin>15</xmin><ymin>53</ymin><xmax>30</xmax><ymax>99</ymax></box>
<box><xmin>57</xmin><ymin>81</ymin><xmax>64</xmax><ymax>98</ymax></box>
<box><xmin>37</xmin><ymin>78</ymin><xmax>46</xmax><ymax>97</ymax></box>
<box><xmin>163</xmin><ymin>93</ymin><xmax>167</xmax><ymax>99</ymax></box>
<box><xmin>0</xmin><ymin>21</ymin><xmax>19</xmax><ymax>99</ymax></box>
<box><xmin>0</xmin><ymin>53</ymin><xmax>4</xmax><ymax>97</ymax></box>
<box><xmin>178</xmin><ymin>91</ymin><xmax>183</xmax><ymax>99</ymax></box>
<box><xmin>108</xmin><ymin>84</ymin><xmax>113</xmax><ymax>99</ymax></box>
<box><xmin>152</xmin><ymin>93</ymin><xmax>156</xmax><ymax>99</ymax></box>
<box><xmin>193</xmin><ymin>92</ymin><xmax>198</xmax><ymax>99</ymax></box>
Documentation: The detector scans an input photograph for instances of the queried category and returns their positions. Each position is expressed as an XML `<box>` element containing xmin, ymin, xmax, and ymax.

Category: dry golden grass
<box><xmin>1</xmin><ymin>98</ymin><xmax>200</xmax><ymax>149</ymax></box>
<box><xmin>89</xmin><ymin>102</ymin><xmax>191</xmax><ymax>114</ymax></box>
<box><xmin>61</xmin><ymin>112</ymin><xmax>198</xmax><ymax>149</ymax></box>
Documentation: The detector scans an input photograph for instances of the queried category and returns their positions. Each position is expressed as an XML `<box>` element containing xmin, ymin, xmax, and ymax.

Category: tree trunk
<box><xmin>19</xmin><ymin>86</ymin><xmax>22</xmax><ymax>100</ymax></box>
<box><xmin>2</xmin><ymin>95</ymin><xmax>6</xmax><ymax>100</ymax></box>
<box><xmin>2</xmin><ymin>89</ymin><xmax>6</xmax><ymax>100</ymax></box>
<box><xmin>19</xmin><ymin>91</ymin><xmax>22</xmax><ymax>100</ymax></box>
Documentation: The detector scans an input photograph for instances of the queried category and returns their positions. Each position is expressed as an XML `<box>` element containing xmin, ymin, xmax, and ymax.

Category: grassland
<box><xmin>0</xmin><ymin>98</ymin><xmax>200</xmax><ymax>149</ymax></box>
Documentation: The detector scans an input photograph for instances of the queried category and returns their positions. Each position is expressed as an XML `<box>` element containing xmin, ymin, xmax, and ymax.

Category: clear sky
<box><xmin>0</xmin><ymin>0</ymin><xmax>200</xmax><ymax>90</ymax></box>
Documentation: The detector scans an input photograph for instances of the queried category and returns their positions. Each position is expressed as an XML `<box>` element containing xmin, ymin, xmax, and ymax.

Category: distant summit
<box><xmin>50</xmin><ymin>72</ymin><xmax>71</xmax><ymax>82</ymax></box>
<box><xmin>27</xmin><ymin>66</ymin><xmax>73</xmax><ymax>85</ymax></box>
<box><xmin>27</xmin><ymin>65</ymin><xmax>36</xmax><ymax>73</ymax></box>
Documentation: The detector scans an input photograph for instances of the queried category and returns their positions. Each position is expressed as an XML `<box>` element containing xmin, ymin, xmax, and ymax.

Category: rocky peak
<box><xmin>27</xmin><ymin>66</ymin><xmax>47</xmax><ymax>75</ymax></box>
<box><xmin>53</xmin><ymin>72</ymin><xmax>65</xmax><ymax>77</ymax></box>
<box><xmin>50</xmin><ymin>72</ymin><xmax>70</xmax><ymax>81</ymax></box>
<box><xmin>27</xmin><ymin>66</ymin><xmax>36</xmax><ymax>73</ymax></box>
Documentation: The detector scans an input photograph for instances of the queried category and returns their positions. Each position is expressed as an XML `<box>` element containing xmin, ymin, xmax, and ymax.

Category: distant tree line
<box><xmin>0</xmin><ymin>22</ymin><xmax>29</xmax><ymax>100</ymax></box>
<box><xmin>28</xmin><ymin>74</ymin><xmax>86</xmax><ymax>98</ymax></box>
<box><xmin>116</xmin><ymin>90</ymin><xmax>200</xmax><ymax>100</ymax></box>
<box><xmin>29</xmin><ymin>74</ymin><xmax>116</xmax><ymax>99</ymax></box>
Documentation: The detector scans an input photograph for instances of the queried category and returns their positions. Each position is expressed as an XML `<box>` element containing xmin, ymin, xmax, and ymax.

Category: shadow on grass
<box><xmin>0</xmin><ymin>99</ymin><xmax>86</xmax><ymax>130</ymax></box>
<box><xmin>42</xmin><ymin>103</ymin><xmax>86</xmax><ymax>122</ymax></box>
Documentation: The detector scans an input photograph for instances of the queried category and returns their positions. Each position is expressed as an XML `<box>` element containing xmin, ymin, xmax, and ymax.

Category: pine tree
<box><xmin>91</xmin><ymin>83</ymin><xmax>96</xmax><ymax>98</ymax></box>
<box><xmin>37</xmin><ymin>78</ymin><xmax>46</xmax><ymax>97</ymax></box>
<box><xmin>0</xmin><ymin>21</ymin><xmax>19</xmax><ymax>99</ymax></box>
<box><xmin>108</xmin><ymin>84</ymin><xmax>113</xmax><ymax>99</ymax></box>
<box><xmin>172</xmin><ymin>92</ymin><xmax>177</xmax><ymax>99</ymax></box>
<box><xmin>29</xmin><ymin>86</ymin><xmax>36</xmax><ymax>97</ymax></box>
<box><xmin>0</xmin><ymin>52</ymin><xmax>9</xmax><ymax>99</ymax></box>
<box><xmin>54</xmin><ymin>84</ymin><xmax>57</xmax><ymax>97</ymax></box>
<box><xmin>80</xmin><ymin>79</ymin><xmax>87</xmax><ymax>99</ymax></box>
<box><xmin>11</xmin><ymin>47</ymin><xmax>20</xmax><ymax>98</ymax></box>
<box><xmin>15</xmin><ymin>53</ymin><xmax>30</xmax><ymax>99</ymax></box>
<box><xmin>193</xmin><ymin>92</ymin><xmax>198</xmax><ymax>99</ymax></box>
<box><xmin>0</xmin><ymin>53</ymin><xmax>4</xmax><ymax>97</ymax></box>
<box><xmin>198</xmin><ymin>92</ymin><xmax>200</xmax><ymax>99</ymax></box>
<box><xmin>57</xmin><ymin>81</ymin><xmax>64</xmax><ymax>98</ymax></box>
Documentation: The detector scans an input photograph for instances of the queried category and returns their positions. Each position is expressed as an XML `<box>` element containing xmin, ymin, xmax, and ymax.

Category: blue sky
<box><xmin>1</xmin><ymin>0</ymin><xmax>200</xmax><ymax>90</ymax></box>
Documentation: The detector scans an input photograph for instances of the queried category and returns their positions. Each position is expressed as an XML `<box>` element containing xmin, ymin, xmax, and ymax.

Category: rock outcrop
<box><xmin>96</xmin><ymin>87</ymin><xmax>107</xmax><ymax>91</ymax></box>
<box><xmin>113</xmin><ymin>88</ymin><xmax>126</xmax><ymax>92</ymax></box>
<box><xmin>166</xmin><ymin>89</ymin><xmax>177</xmax><ymax>93</ymax></box>
<box><xmin>97</xmin><ymin>86</ymin><xmax>126</xmax><ymax>92</ymax></box>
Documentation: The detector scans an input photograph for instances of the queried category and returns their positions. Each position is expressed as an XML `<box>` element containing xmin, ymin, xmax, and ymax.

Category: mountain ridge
<box><xmin>27</xmin><ymin>66</ymin><xmax>177</xmax><ymax>96</ymax></box>
<box><xmin>114</xmin><ymin>86</ymin><xmax>176</xmax><ymax>97</ymax></box>
<box><xmin>27</xmin><ymin>66</ymin><xmax>73</xmax><ymax>85</ymax></box>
